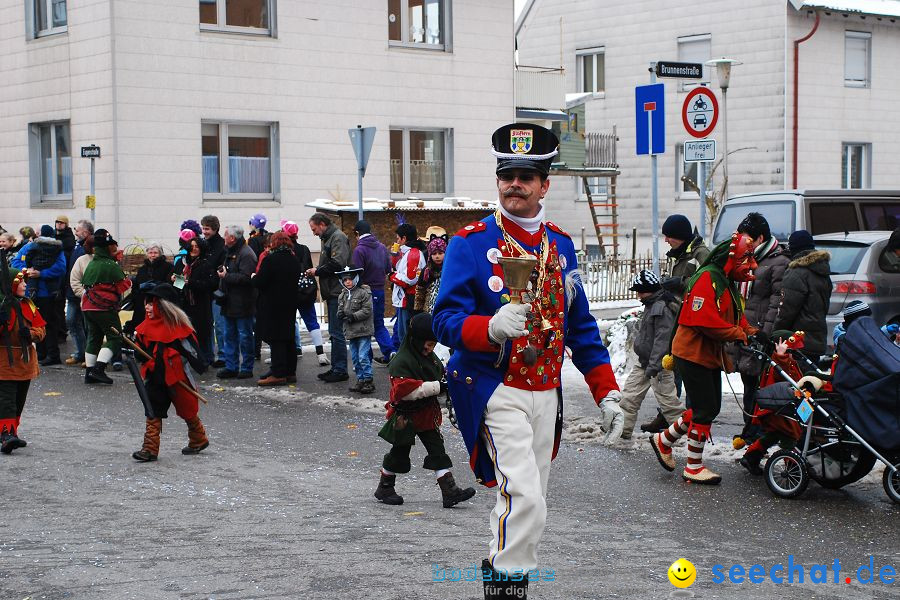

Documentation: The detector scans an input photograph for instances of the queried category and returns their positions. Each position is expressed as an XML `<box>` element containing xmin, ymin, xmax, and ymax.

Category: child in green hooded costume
<box><xmin>374</xmin><ymin>312</ymin><xmax>476</xmax><ymax>508</ymax></box>
<box><xmin>80</xmin><ymin>229</ymin><xmax>131</xmax><ymax>385</ymax></box>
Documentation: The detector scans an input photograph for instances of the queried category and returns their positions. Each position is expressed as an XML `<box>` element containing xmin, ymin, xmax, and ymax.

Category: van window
<box><xmin>713</xmin><ymin>201</ymin><xmax>794</xmax><ymax>243</ymax></box>
<box><xmin>861</xmin><ymin>203</ymin><xmax>900</xmax><ymax>230</ymax></box>
<box><xmin>808</xmin><ymin>202</ymin><xmax>860</xmax><ymax>235</ymax></box>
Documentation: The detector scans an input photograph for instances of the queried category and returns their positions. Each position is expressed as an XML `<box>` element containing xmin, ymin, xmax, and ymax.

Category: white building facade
<box><xmin>516</xmin><ymin>0</ymin><xmax>900</xmax><ymax>253</ymax></box>
<box><xmin>0</xmin><ymin>0</ymin><xmax>515</xmax><ymax>248</ymax></box>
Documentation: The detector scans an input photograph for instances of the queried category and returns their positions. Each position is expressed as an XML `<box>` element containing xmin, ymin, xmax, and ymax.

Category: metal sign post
<box><xmin>81</xmin><ymin>145</ymin><xmax>101</xmax><ymax>222</ymax></box>
<box><xmin>635</xmin><ymin>70</ymin><xmax>666</xmax><ymax>275</ymax></box>
<box><xmin>348</xmin><ymin>126</ymin><xmax>377</xmax><ymax>221</ymax></box>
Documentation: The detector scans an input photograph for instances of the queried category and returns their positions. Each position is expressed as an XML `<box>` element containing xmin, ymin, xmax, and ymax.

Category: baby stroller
<box><xmin>740</xmin><ymin>317</ymin><xmax>900</xmax><ymax>503</ymax></box>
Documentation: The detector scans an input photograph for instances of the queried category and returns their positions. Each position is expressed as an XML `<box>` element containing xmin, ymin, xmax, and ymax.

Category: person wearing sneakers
<box><xmin>251</xmin><ymin>232</ymin><xmax>300</xmax><ymax>386</ymax></box>
<box><xmin>282</xmin><ymin>221</ymin><xmax>330</xmax><ymax>367</ymax></box>
<box><xmin>351</xmin><ymin>220</ymin><xmax>394</xmax><ymax>364</ymax></box>
<box><xmin>130</xmin><ymin>283</ymin><xmax>209</xmax><ymax>462</ymax></box>
<box><xmin>375</xmin><ymin>312</ymin><xmax>475</xmax><ymax>508</ymax></box>
<box><xmin>337</xmin><ymin>266</ymin><xmax>375</xmax><ymax>394</ymax></box>
<box><xmin>618</xmin><ymin>270</ymin><xmax>682</xmax><ymax>439</ymax></box>
<box><xmin>650</xmin><ymin>232</ymin><xmax>758</xmax><ymax>485</ymax></box>
<box><xmin>0</xmin><ymin>267</ymin><xmax>45</xmax><ymax>455</ymax></box>
<box><xmin>80</xmin><ymin>230</ymin><xmax>132</xmax><ymax>385</ymax></box>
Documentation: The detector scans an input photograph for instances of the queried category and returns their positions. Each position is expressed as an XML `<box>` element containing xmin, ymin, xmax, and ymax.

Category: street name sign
<box><xmin>655</xmin><ymin>61</ymin><xmax>703</xmax><ymax>79</ymax></box>
<box><xmin>81</xmin><ymin>145</ymin><xmax>101</xmax><ymax>158</ymax></box>
<box><xmin>683</xmin><ymin>139</ymin><xmax>716</xmax><ymax>162</ymax></box>
<box><xmin>681</xmin><ymin>87</ymin><xmax>718</xmax><ymax>138</ymax></box>
<box><xmin>635</xmin><ymin>83</ymin><xmax>665</xmax><ymax>155</ymax></box>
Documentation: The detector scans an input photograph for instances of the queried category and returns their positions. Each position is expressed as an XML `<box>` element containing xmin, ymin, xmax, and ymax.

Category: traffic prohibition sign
<box><xmin>682</xmin><ymin>87</ymin><xmax>719</xmax><ymax>138</ymax></box>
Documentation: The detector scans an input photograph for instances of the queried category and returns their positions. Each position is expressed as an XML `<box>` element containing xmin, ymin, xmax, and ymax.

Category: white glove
<box><xmin>598</xmin><ymin>390</ymin><xmax>625</xmax><ymax>445</ymax></box>
<box><xmin>488</xmin><ymin>303</ymin><xmax>530</xmax><ymax>344</ymax></box>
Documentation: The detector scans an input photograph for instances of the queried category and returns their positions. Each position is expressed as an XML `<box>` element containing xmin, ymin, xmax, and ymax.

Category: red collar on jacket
<box><xmin>498</xmin><ymin>214</ymin><xmax>545</xmax><ymax>248</ymax></box>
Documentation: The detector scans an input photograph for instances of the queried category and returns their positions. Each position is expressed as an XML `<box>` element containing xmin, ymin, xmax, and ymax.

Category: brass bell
<box><xmin>541</xmin><ymin>318</ymin><xmax>553</xmax><ymax>332</ymax></box>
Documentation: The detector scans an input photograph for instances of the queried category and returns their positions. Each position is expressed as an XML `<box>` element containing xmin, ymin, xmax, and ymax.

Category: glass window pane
<box><xmin>861</xmin><ymin>203</ymin><xmax>900</xmax><ymax>230</ymax></box>
<box><xmin>582</xmin><ymin>55</ymin><xmax>594</xmax><ymax>92</ymax></box>
<box><xmin>408</xmin><ymin>0</ymin><xmax>425</xmax><ymax>43</ymax></box>
<box><xmin>40</xmin><ymin>125</ymin><xmax>52</xmax><ymax>195</ymax></box>
<box><xmin>35</xmin><ymin>0</ymin><xmax>49</xmax><ymax>32</ymax></box>
<box><xmin>595</xmin><ymin>53</ymin><xmax>605</xmax><ymax>92</ymax></box>
<box><xmin>683</xmin><ymin>160</ymin><xmax>698</xmax><ymax>193</ymax></box>
<box><xmin>809</xmin><ymin>202</ymin><xmax>859</xmax><ymax>235</ymax></box>
<box><xmin>200</xmin><ymin>0</ymin><xmax>217</xmax><ymax>24</ymax></box>
<box><xmin>388</xmin><ymin>0</ymin><xmax>401</xmax><ymax>41</ymax></box>
<box><xmin>390</xmin><ymin>130</ymin><xmax>404</xmax><ymax>194</ymax></box>
<box><xmin>424</xmin><ymin>0</ymin><xmax>442</xmax><ymax>44</ymax></box>
<box><xmin>227</xmin><ymin>124</ymin><xmax>270</xmax><ymax>194</ymax></box>
<box><xmin>51</xmin><ymin>0</ymin><xmax>66</xmax><ymax>27</ymax></box>
<box><xmin>409</xmin><ymin>130</ymin><xmax>444</xmax><ymax>194</ymax></box>
<box><xmin>678</xmin><ymin>38</ymin><xmax>711</xmax><ymax>81</ymax></box>
<box><xmin>226</xmin><ymin>0</ymin><xmax>268</xmax><ymax>29</ymax></box>
<box><xmin>845</xmin><ymin>36</ymin><xmax>868</xmax><ymax>82</ymax></box>
<box><xmin>850</xmin><ymin>146</ymin><xmax>864</xmax><ymax>188</ymax></box>
<box><xmin>55</xmin><ymin>123</ymin><xmax>71</xmax><ymax>195</ymax></box>
<box><xmin>202</xmin><ymin>123</ymin><xmax>220</xmax><ymax>193</ymax></box>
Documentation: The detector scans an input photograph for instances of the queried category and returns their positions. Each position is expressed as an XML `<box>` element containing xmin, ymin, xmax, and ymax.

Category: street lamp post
<box><xmin>705</xmin><ymin>58</ymin><xmax>742</xmax><ymax>203</ymax></box>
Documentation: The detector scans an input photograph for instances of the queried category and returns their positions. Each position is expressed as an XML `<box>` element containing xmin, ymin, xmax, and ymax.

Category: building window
<box><xmin>200</xmin><ymin>0</ymin><xmax>274</xmax><ymax>35</ymax></box>
<box><xmin>28</xmin><ymin>121</ymin><xmax>72</xmax><ymax>205</ymax></box>
<box><xmin>841</xmin><ymin>143</ymin><xmax>870</xmax><ymax>189</ymax></box>
<box><xmin>390</xmin><ymin>128</ymin><xmax>451</xmax><ymax>196</ymax></box>
<box><xmin>576</xmin><ymin>47</ymin><xmax>605</xmax><ymax>94</ymax></box>
<box><xmin>675</xmin><ymin>144</ymin><xmax>700</xmax><ymax>198</ymax></box>
<box><xmin>677</xmin><ymin>34</ymin><xmax>711</xmax><ymax>91</ymax></box>
<box><xmin>29</xmin><ymin>0</ymin><xmax>67</xmax><ymax>38</ymax></box>
<box><xmin>388</xmin><ymin>0</ymin><xmax>451</xmax><ymax>50</ymax></box>
<box><xmin>845</xmin><ymin>31</ymin><xmax>871</xmax><ymax>87</ymax></box>
<box><xmin>202</xmin><ymin>122</ymin><xmax>279</xmax><ymax>200</ymax></box>
<box><xmin>576</xmin><ymin>176</ymin><xmax>608</xmax><ymax>202</ymax></box>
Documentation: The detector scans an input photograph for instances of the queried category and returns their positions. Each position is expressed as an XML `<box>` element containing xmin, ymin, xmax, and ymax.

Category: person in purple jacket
<box><xmin>351</xmin><ymin>220</ymin><xmax>395</xmax><ymax>363</ymax></box>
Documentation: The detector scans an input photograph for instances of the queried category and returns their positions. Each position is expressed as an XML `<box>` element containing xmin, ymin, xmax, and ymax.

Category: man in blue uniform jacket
<box><xmin>433</xmin><ymin>123</ymin><xmax>624</xmax><ymax>599</ymax></box>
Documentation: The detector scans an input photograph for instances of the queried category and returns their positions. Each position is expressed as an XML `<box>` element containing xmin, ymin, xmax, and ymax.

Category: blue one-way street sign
<box><xmin>635</xmin><ymin>83</ymin><xmax>665</xmax><ymax>155</ymax></box>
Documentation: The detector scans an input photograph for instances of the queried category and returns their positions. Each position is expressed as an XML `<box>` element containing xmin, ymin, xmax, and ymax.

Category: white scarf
<box><xmin>499</xmin><ymin>203</ymin><xmax>546</xmax><ymax>234</ymax></box>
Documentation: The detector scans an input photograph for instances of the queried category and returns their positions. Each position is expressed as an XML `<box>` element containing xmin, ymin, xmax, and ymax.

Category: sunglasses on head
<box><xmin>498</xmin><ymin>172</ymin><xmax>538</xmax><ymax>183</ymax></box>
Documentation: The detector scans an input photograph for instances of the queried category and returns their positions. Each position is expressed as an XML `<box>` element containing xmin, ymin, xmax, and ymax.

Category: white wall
<box><xmin>0</xmin><ymin>0</ymin><xmax>515</xmax><ymax>250</ymax></box>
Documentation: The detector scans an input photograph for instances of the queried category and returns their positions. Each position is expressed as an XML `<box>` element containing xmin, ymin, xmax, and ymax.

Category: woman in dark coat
<box><xmin>175</xmin><ymin>236</ymin><xmax>218</xmax><ymax>365</ymax></box>
<box><xmin>125</xmin><ymin>243</ymin><xmax>174</xmax><ymax>333</ymax></box>
<box><xmin>252</xmin><ymin>232</ymin><xmax>300</xmax><ymax>386</ymax></box>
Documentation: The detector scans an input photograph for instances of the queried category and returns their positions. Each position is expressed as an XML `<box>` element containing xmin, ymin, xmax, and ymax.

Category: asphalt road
<box><xmin>2</xmin><ymin>346</ymin><xmax>898</xmax><ymax>600</ymax></box>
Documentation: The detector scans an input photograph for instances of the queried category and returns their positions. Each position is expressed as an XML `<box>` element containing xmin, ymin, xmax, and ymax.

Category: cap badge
<box><xmin>510</xmin><ymin>129</ymin><xmax>533</xmax><ymax>154</ymax></box>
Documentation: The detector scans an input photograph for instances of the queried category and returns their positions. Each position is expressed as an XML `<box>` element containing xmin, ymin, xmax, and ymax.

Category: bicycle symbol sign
<box><xmin>682</xmin><ymin>87</ymin><xmax>718</xmax><ymax>138</ymax></box>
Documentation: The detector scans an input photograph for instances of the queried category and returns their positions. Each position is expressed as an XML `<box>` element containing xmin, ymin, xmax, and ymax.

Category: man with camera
<box><xmin>215</xmin><ymin>225</ymin><xmax>257</xmax><ymax>379</ymax></box>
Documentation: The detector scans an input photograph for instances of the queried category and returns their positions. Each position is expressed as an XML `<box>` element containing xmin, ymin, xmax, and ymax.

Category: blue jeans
<box><xmin>370</xmin><ymin>289</ymin><xmax>395</xmax><ymax>358</ymax></box>
<box><xmin>326</xmin><ymin>297</ymin><xmax>348</xmax><ymax>375</ymax></box>
<box><xmin>349</xmin><ymin>336</ymin><xmax>372</xmax><ymax>381</ymax></box>
<box><xmin>65</xmin><ymin>300</ymin><xmax>86</xmax><ymax>359</ymax></box>
<box><xmin>224</xmin><ymin>315</ymin><xmax>255</xmax><ymax>373</ymax></box>
<box><xmin>212</xmin><ymin>301</ymin><xmax>226</xmax><ymax>361</ymax></box>
<box><xmin>394</xmin><ymin>306</ymin><xmax>410</xmax><ymax>345</ymax></box>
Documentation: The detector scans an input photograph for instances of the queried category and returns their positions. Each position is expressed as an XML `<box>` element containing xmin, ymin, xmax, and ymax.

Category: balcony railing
<box><xmin>515</xmin><ymin>65</ymin><xmax>565</xmax><ymax>110</ymax></box>
<box><xmin>585</xmin><ymin>131</ymin><xmax>617</xmax><ymax>169</ymax></box>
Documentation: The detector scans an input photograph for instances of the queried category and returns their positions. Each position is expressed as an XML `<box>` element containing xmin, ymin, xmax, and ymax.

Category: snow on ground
<box><xmin>588</xmin><ymin>299</ymin><xmax>641</xmax><ymax>311</ymax></box>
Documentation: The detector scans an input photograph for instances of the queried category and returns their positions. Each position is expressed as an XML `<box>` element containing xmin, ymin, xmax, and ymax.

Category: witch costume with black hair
<box><xmin>131</xmin><ymin>283</ymin><xmax>209</xmax><ymax>462</ymax></box>
<box><xmin>374</xmin><ymin>312</ymin><xmax>476</xmax><ymax>508</ymax></box>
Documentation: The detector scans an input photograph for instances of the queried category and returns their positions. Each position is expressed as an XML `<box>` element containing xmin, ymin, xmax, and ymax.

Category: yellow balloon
<box><xmin>668</xmin><ymin>558</ymin><xmax>697</xmax><ymax>588</ymax></box>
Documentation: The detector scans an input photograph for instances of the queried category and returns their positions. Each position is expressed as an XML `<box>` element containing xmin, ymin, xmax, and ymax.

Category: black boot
<box><xmin>437</xmin><ymin>472</ymin><xmax>476</xmax><ymax>508</ymax></box>
<box><xmin>739</xmin><ymin>448</ymin><xmax>765</xmax><ymax>476</ymax></box>
<box><xmin>0</xmin><ymin>429</ymin><xmax>26</xmax><ymax>455</ymax></box>
<box><xmin>483</xmin><ymin>559</ymin><xmax>528</xmax><ymax>599</ymax></box>
<box><xmin>374</xmin><ymin>472</ymin><xmax>404</xmax><ymax>505</ymax></box>
<box><xmin>85</xmin><ymin>362</ymin><xmax>114</xmax><ymax>385</ymax></box>
<box><xmin>640</xmin><ymin>409</ymin><xmax>669</xmax><ymax>434</ymax></box>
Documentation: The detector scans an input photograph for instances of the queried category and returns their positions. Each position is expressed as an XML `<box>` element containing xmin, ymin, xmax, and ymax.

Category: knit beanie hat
<box><xmin>842</xmin><ymin>300</ymin><xmax>872</xmax><ymax>324</ymax></box>
<box><xmin>179</xmin><ymin>229</ymin><xmax>197</xmax><ymax>242</ymax></box>
<box><xmin>249</xmin><ymin>213</ymin><xmax>267</xmax><ymax>229</ymax></box>
<box><xmin>661</xmin><ymin>214</ymin><xmax>693</xmax><ymax>241</ymax></box>
<box><xmin>788</xmin><ymin>230</ymin><xmax>815</xmax><ymax>256</ymax></box>
<box><xmin>629</xmin><ymin>269</ymin><xmax>661</xmax><ymax>293</ymax></box>
<box><xmin>40</xmin><ymin>224</ymin><xmax>55</xmax><ymax>237</ymax></box>
<box><xmin>282</xmin><ymin>221</ymin><xmax>299</xmax><ymax>237</ymax></box>
<box><xmin>427</xmin><ymin>236</ymin><xmax>447</xmax><ymax>256</ymax></box>
<box><xmin>354</xmin><ymin>220</ymin><xmax>372</xmax><ymax>235</ymax></box>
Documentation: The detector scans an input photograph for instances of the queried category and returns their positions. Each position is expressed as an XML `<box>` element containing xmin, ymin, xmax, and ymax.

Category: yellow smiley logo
<box><xmin>668</xmin><ymin>558</ymin><xmax>696</xmax><ymax>588</ymax></box>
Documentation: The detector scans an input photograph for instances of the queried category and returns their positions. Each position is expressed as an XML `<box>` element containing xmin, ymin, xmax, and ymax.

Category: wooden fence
<box><xmin>578</xmin><ymin>255</ymin><xmax>656</xmax><ymax>302</ymax></box>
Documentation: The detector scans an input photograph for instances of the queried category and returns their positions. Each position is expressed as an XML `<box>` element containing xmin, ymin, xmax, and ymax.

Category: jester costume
<box><xmin>0</xmin><ymin>267</ymin><xmax>45</xmax><ymax>454</ymax></box>
<box><xmin>131</xmin><ymin>284</ymin><xmax>209</xmax><ymax>462</ymax></box>
<box><xmin>651</xmin><ymin>232</ymin><xmax>757</xmax><ymax>484</ymax></box>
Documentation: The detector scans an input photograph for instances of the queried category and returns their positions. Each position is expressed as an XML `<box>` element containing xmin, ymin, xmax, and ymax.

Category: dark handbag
<box><xmin>297</xmin><ymin>273</ymin><xmax>318</xmax><ymax>306</ymax></box>
<box><xmin>212</xmin><ymin>289</ymin><xmax>226</xmax><ymax>307</ymax></box>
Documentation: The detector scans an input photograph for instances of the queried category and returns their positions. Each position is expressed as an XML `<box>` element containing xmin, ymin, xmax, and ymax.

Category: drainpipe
<box><xmin>792</xmin><ymin>10</ymin><xmax>820</xmax><ymax>189</ymax></box>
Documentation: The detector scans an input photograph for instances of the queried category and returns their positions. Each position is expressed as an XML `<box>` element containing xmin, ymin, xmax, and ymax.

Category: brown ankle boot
<box><xmin>437</xmin><ymin>472</ymin><xmax>476</xmax><ymax>508</ymax></box>
<box><xmin>182</xmin><ymin>416</ymin><xmax>209</xmax><ymax>455</ymax></box>
<box><xmin>133</xmin><ymin>418</ymin><xmax>161</xmax><ymax>462</ymax></box>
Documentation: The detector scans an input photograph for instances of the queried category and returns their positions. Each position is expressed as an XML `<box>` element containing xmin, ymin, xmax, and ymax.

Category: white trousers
<box><xmin>482</xmin><ymin>384</ymin><xmax>558</xmax><ymax>573</ymax></box>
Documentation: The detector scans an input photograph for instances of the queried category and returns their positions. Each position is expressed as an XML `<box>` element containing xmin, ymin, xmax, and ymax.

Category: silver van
<box><xmin>712</xmin><ymin>189</ymin><xmax>900</xmax><ymax>244</ymax></box>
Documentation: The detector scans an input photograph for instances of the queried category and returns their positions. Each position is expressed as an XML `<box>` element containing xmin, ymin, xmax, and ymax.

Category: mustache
<box><xmin>502</xmin><ymin>188</ymin><xmax>530</xmax><ymax>198</ymax></box>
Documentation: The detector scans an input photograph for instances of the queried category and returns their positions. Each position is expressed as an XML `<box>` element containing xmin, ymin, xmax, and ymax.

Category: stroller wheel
<box><xmin>883</xmin><ymin>465</ymin><xmax>900</xmax><ymax>505</ymax></box>
<box><xmin>765</xmin><ymin>449</ymin><xmax>810</xmax><ymax>499</ymax></box>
